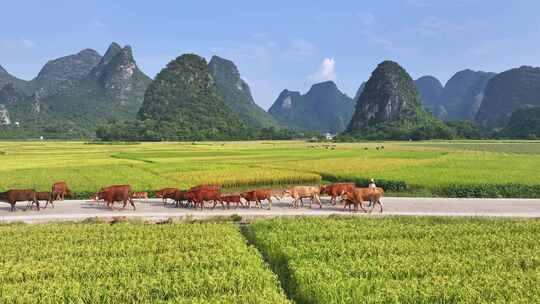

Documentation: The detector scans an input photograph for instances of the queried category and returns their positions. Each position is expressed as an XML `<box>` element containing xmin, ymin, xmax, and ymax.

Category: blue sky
<box><xmin>1</xmin><ymin>0</ymin><xmax>539</xmax><ymax>109</ymax></box>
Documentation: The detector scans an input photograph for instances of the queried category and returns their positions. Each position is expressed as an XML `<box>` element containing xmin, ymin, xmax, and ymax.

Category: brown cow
<box><xmin>156</xmin><ymin>188</ymin><xmax>178</xmax><ymax>205</ymax></box>
<box><xmin>186</xmin><ymin>185</ymin><xmax>222</xmax><ymax>210</ymax></box>
<box><xmin>95</xmin><ymin>185</ymin><xmax>135</xmax><ymax>210</ymax></box>
<box><xmin>282</xmin><ymin>186</ymin><xmax>321</xmax><ymax>209</ymax></box>
<box><xmin>0</xmin><ymin>189</ymin><xmax>39</xmax><ymax>212</ymax></box>
<box><xmin>35</xmin><ymin>191</ymin><xmax>54</xmax><ymax>209</ymax></box>
<box><xmin>171</xmin><ymin>190</ymin><xmax>191</xmax><ymax>208</ymax></box>
<box><xmin>320</xmin><ymin>183</ymin><xmax>355</xmax><ymax>205</ymax></box>
<box><xmin>132</xmin><ymin>192</ymin><xmax>149</xmax><ymax>202</ymax></box>
<box><xmin>342</xmin><ymin>187</ymin><xmax>384</xmax><ymax>213</ymax></box>
<box><xmin>52</xmin><ymin>182</ymin><xmax>71</xmax><ymax>201</ymax></box>
<box><xmin>220</xmin><ymin>194</ymin><xmax>244</xmax><ymax>209</ymax></box>
<box><xmin>240</xmin><ymin>189</ymin><xmax>276</xmax><ymax>210</ymax></box>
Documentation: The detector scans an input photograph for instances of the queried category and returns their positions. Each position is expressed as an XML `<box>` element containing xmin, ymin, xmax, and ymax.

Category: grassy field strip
<box><xmin>0</xmin><ymin>222</ymin><xmax>290</xmax><ymax>303</ymax></box>
<box><xmin>248</xmin><ymin>217</ymin><xmax>540</xmax><ymax>303</ymax></box>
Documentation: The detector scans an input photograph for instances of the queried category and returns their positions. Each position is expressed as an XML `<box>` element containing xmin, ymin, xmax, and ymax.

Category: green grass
<box><xmin>0</xmin><ymin>140</ymin><xmax>540</xmax><ymax>197</ymax></box>
<box><xmin>0</xmin><ymin>222</ymin><xmax>289</xmax><ymax>303</ymax></box>
<box><xmin>248</xmin><ymin>217</ymin><xmax>540</xmax><ymax>304</ymax></box>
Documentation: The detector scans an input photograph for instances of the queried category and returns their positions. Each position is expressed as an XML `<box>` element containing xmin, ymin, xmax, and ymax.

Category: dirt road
<box><xmin>1</xmin><ymin>197</ymin><xmax>539</xmax><ymax>223</ymax></box>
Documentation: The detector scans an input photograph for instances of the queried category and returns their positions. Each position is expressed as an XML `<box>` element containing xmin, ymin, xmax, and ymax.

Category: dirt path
<box><xmin>1</xmin><ymin>197</ymin><xmax>540</xmax><ymax>223</ymax></box>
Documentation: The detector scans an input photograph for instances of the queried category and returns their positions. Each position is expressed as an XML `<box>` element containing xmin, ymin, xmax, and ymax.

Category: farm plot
<box><xmin>1</xmin><ymin>140</ymin><xmax>540</xmax><ymax>197</ymax></box>
<box><xmin>0</xmin><ymin>222</ymin><xmax>289</xmax><ymax>303</ymax></box>
<box><xmin>248</xmin><ymin>217</ymin><xmax>540</xmax><ymax>304</ymax></box>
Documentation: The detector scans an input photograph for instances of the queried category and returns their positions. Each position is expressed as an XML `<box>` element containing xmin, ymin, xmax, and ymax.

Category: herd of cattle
<box><xmin>0</xmin><ymin>182</ymin><xmax>384</xmax><ymax>213</ymax></box>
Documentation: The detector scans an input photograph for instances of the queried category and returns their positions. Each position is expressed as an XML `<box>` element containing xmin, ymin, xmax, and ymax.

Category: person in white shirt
<box><xmin>367</xmin><ymin>178</ymin><xmax>377</xmax><ymax>207</ymax></box>
<box><xmin>368</xmin><ymin>178</ymin><xmax>376</xmax><ymax>189</ymax></box>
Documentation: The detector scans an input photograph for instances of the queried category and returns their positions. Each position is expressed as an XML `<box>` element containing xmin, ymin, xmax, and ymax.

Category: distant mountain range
<box><xmin>0</xmin><ymin>42</ymin><xmax>151</xmax><ymax>137</ymax></box>
<box><xmin>2</xmin><ymin>43</ymin><xmax>540</xmax><ymax>139</ymax></box>
<box><xmin>268</xmin><ymin>81</ymin><xmax>354</xmax><ymax>133</ymax></box>
<box><xmin>414</xmin><ymin>70</ymin><xmax>496</xmax><ymax>121</ymax></box>
<box><xmin>477</xmin><ymin>66</ymin><xmax>540</xmax><ymax>128</ymax></box>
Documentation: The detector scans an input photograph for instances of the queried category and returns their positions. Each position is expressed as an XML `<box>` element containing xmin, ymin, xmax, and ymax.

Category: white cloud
<box><xmin>309</xmin><ymin>57</ymin><xmax>336</xmax><ymax>82</ymax></box>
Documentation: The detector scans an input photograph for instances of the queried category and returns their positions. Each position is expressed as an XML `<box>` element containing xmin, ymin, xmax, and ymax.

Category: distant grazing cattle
<box><xmin>52</xmin><ymin>182</ymin><xmax>71</xmax><ymax>201</ymax></box>
<box><xmin>220</xmin><ymin>194</ymin><xmax>244</xmax><ymax>209</ymax></box>
<box><xmin>132</xmin><ymin>192</ymin><xmax>149</xmax><ymax>202</ymax></box>
<box><xmin>282</xmin><ymin>186</ymin><xmax>321</xmax><ymax>209</ymax></box>
<box><xmin>342</xmin><ymin>187</ymin><xmax>384</xmax><ymax>212</ymax></box>
<box><xmin>320</xmin><ymin>183</ymin><xmax>355</xmax><ymax>205</ymax></box>
<box><xmin>0</xmin><ymin>189</ymin><xmax>39</xmax><ymax>212</ymax></box>
<box><xmin>95</xmin><ymin>185</ymin><xmax>135</xmax><ymax>210</ymax></box>
<box><xmin>35</xmin><ymin>191</ymin><xmax>54</xmax><ymax>209</ymax></box>
<box><xmin>186</xmin><ymin>185</ymin><xmax>222</xmax><ymax>210</ymax></box>
<box><xmin>240</xmin><ymin>189</ymin><xmax>276</xmax><ymax>210</ymax></box>
<box><xmin>156</xmin><ymin>188</ymin><xmax>178</xmax><ymax>204</ymax></box>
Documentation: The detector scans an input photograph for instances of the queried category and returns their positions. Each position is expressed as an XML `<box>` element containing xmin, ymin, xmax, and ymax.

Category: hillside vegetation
<box><xmin>346</xmin><ymin>61</ymin><xmax>451</xmax><ymax>140</ymax></box>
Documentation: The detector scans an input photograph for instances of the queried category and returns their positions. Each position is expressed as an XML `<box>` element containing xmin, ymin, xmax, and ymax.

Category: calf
<box><xmin>320</xmin><ymin>183</ymin><xmax>355</xmax><ymax>205</ymax></box>
<box><xmin>96</xmin><ymin>185</ymin><xmax>135</xmax><ymax>210</ymax></box>
<box><xmin>282</xmin><ymin>186</ymin><xmax>321</xmax><ymax>209</ymax></box>
<box><xmin>156</xmin><ymin>188</ymin><xmax>178</xmax><ymax>204</ymax></box>
<box><xmin>342</xmin><ymin>187</ymin><xmax>384</xmax><ymax>213</ymax></box>
<box><xmin>52</xmin><ymin>182</ymin><xmax>71</xmax><ymax>201</ymax></box>
<box><xmin>240</xmin><ymin>189</ymin><xmax>276</xmax><ymax>210</ymax></box>
<box><xmin>0</xmin><ymin>189</ymin><xmax>39</xmax><ymax>212</ymax></box>
<box><xmin>220</xmin><ymin>194</ymin><xmax>244</xmax><ymax>209</ymax></box>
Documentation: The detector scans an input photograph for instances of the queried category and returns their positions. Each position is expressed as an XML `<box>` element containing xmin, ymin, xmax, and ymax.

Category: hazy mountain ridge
<box><xmin>269</xmin><ymin>81</ymin><xmax>354</xmax><ymax>133</ymax></box>
<box><xmin>414</xmin><ymin>70</ymin><xmax>496</xmax><ymax>121</ymax></box>
<box><xmin>208</xmin><ymin>56</ymin><xmax>279</xmax><ymax>128</ymax></box>
<box><xmin>477</xmin><ymin>66</ymin><xmax>540</xmax><ymax>128</ymax></box>
<box><xmin>0</xmin><ymin>42</ymin><xmax>151</xmax><ymax>137</ymax></box>
<box><xmin>415</xmin><ymin>76</ymin><xmax>444</xmax><ymax>116</ymax></box>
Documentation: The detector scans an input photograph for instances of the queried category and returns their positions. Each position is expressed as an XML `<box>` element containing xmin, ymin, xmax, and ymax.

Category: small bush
<box><xmin>434</xmin><ymin>183</ymin><xmax>540</xmax><ymax>198</ymax></box>
<box><xmin>321</xmin><ymin>174</ymin><xmax>408</xmax><ymax>192</ymax></box>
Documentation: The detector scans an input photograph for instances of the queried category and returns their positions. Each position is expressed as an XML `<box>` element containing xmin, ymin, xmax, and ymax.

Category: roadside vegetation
<box><xmin>0</xmin><ymin>140</ymin><xmax>539</xmax><ymax>198</ymax></box>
